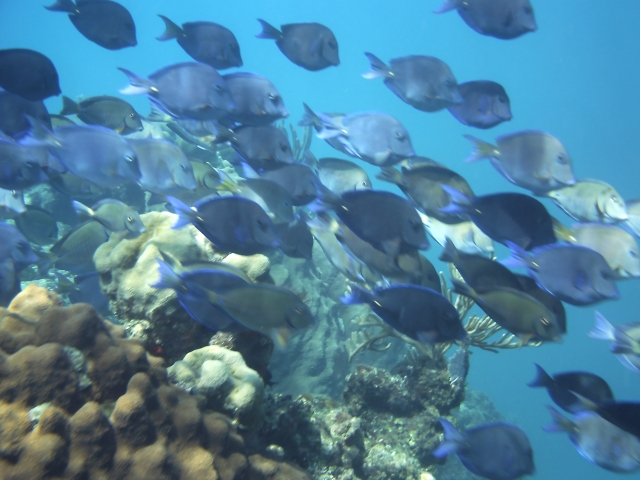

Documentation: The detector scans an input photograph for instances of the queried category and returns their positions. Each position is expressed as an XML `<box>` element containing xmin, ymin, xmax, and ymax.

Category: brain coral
<box><xmin>168</xmin><ymin>345</ymin><xmax>265</xmax><ymax>430</ymax></box>
<box><xmin>93</xmin><ymin>211</ymin><xmax>271</xmax><ymax>360</ymax></box>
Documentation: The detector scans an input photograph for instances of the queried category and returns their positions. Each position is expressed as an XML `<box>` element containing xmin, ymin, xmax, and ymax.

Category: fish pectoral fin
<box><xmin>573</xmin><ymin>271</ymin><xmax>592</xmax><ymax>292</ymax></box>
<box><xmin>271</xmin><ymin>326</ymin><xmax>290</xmax><ymax>348</ymax></box>
<box><xmin>337</xmin><ymin>137</ymin><xmax>361</xmax><ymax>159</ymax></box>
<box><xmin>380</xmin><ymin>238</ymin><xmax>401</xmax><ymax>257</ymax></box>
<box><xmin>114</xmin><ymin>124</ymin><xmax>125</xmax><ymax>134</ymax></box>
<box><xmin>516</xmin><ymin>334</ymin><xmax>533</xmax><ymax>347</ymax></box>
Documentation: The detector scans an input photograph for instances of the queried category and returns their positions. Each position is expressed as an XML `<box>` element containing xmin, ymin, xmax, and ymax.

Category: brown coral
<box><xmin>0</xmin><ymin>285</ymin><xmax>311</xmax><ymax>480</ymax></box>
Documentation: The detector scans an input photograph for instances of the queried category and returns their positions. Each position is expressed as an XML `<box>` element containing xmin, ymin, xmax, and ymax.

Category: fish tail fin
<box><xmin>543</xmin><ymin>406</ymin><xmax>576</xmax><ymax>434</ymax></box>
<box><xmin>588</xmin><ymin>311</ymin><xmax>616</xmax><ymax>342</ymax></box>
<box><xmin>306</xmin><ymin>211</ymin><xmax>341</xmax><ymax>234</ymax></box>
<box><xmin>146</xmin><ymin>103</ymin><xmax>170</xmax><ymax>122</ymax></box>
<box><xmin>166</xmin><ymin>196</ymin><xmax>198</xmax><ymax>229</ymax></box>
<box><xmin>439</xmin><ymin>184</ymin><xmax>471</xmax><ymax>215</ymax></box>
<box><xmin>527</xmin><ymin>363</ymin><xmax>555</xmax><ymax>389</ymax></box>
<box><xmin>255</xmin><ymin>19</ymin><xmax>282</xmax><ymax>40</ymax></box>
<box><xmin>451</xmin><ymin>279</ymin><xmax>477</xmax><ymax>301</ymax></box>
<box><xmin>71</xmin><ymin>200</ymin><xmax>94</xmax><ymax>221</ymax></box>
<box><xmin>315</xmin><ymin>112</ymin><xmax>344</xmax><ymax>140</ymax></box>
<box><xmin>433</xmin><ymin>419</ymin><xmax>464</xmax><ymax>458</ymax></box>
<box><xmin>500</xmin><ymin>241</ymin><xmax>534</xmax><ymax>269</ymax></box>
<box><xmin>439</xmin><ymin>238</ymin><xmax>461</xmax><ymax>264</ymax></box>
<box><xmin>118</xmin><ymin>68</ymin><xmax>154</xmax><ymax>96</ymax></box>
<box><xmin>362</xmin><ymin>53</ymin><xmax>393</xmax><ymax>79</ymax></box>
<box><xmin>241</xmin><ymin>162</ymin><xmax>260</xmax><ymax>179</ymax></box>
<box><xmin>375</xmin><ymin>167</ymin><xmax>403</xmax><ymax>186</ymax></box>
<box><xmin>21</xmin><ymin>115</ymin><xmax>58</xmax><ymax>147</ymax></box>
<box><xmin>156</xmin><ymin>15</ymin><xmax>183</xmax><ymax>41</ymax></box>
<box><xmin>60</xmin><ymin>96</ymin><xmax>79</xmax><ymax>115</ymax></box>
<box><xmin>271</xmin><ymin>326</ymin><xmax>291</xmax><ymax>348</ymax></box>
<box><xmin>150</xmin><ymin>258</ymin><xmax>182</xmax><ymax>290</ymax></box>
<box><xmin>340</xmin><ymin>284</ymin><xmax>372</xmax><ymax>305</ymax></box>
<box><xmin>433</xmin><ymin>0</ymin><xmax>461</xmax><ymax>14</ymax></box>
<box><xmin>463</xmin><ymin>135</ymin><xmax>498</xmax><ymax>163</ymax></box>
<box><xmin>298</xmin><ymin>103</ymin><xmax>320</xmax><ymax>128</ymax></box>
<box><xmin>44</xmin><ymin>0</ymin><xmax>76</xmax><ymax>13</ymax></box>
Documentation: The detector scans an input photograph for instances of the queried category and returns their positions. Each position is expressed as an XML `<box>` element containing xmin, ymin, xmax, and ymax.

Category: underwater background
<box><xmin>1</xmin><ymin>1</ymin><xmax>640</xmax><ymax>479</ymax></box>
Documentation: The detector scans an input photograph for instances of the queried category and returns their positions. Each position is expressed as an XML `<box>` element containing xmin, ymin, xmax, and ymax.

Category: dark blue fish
<box><xmin>435</xmin><ymin>0</ymin><xmax>537</xmax><ymax>40</ymax></box>
<box><xmin>341</xmin><ymin>284</ymin><xmax>466</xmax><ymax>344</ymax></box>
<box><xmin>0</xmin><ymin>89</ymin><xmax>51</xmax><ymax>139</ymax></box>
<box><xmin>168</xmin><ymin>195</ymin><xmax>279</xmax><ymax>255</ymax></box>
<box><xmin>442</xmin><ymin>188</ymin><xmax>556</xmax><ymax>250</ymax></box>
<box><xmin>363</xmin><ymin>53</ymin><xmax>462</xmax><ymax>112</ymax></box>
<box><xmin>528</xmin><ymin>364</ymin><xmax>614</xmax><ymax>413</ymax></box>
<box><xmin>589</xmin><ymin>312</ymin><xmax>640</xmax><ymax>374</ymax></box>
<box><xmin>435</xmin><ymin>419</ymin><xmax>535</xmax><ymax>480</ymax></box>
<box><xmin>0</xmin><ymin>140</ymin><xmax>46</xmax><ymax>190</ymax></box>
<box><xmin>447</xmin><ymin>81</ymin><xmax>512</xmax><ymax>129</ymax></box>
<box><xmin>156</xmin><ymin>15</ymin><xmax>242</xmax><ymax>69</ymax></box>
<box><xmin>45</xmin><ymin>0</ymin><xmax>136</xmax><ymax>50</ymax></box>
<box><xmin>256</xmin><ymin>20</ymin><xmax>339</xmax><ymax>71</ymax></box>
<box><xmin>230</xmin><ymin>125</ymin><xmax>294</xmax><ymax>170</ymax></box>
<box><xmin>274</xmin><ymin>214</ymin><xmax>314</xmax><ymax>259</ymax></box>
<box><xmin>223</xmin><ymin>72</ymin><xmax>288</xmax><ymax>126</ymax></box>
<box><xmin>119</xmin><ymin>62</ymin><xmax>234</xmax><ymax>121</ymax></box>
<box><xmin>0</xmin><ymin>49</ymin><xmax>61</xmax><ymax>101</ymax></box>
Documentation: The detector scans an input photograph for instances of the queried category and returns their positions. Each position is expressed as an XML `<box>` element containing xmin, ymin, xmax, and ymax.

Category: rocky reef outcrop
<box><xmin>93</xmin><ymin>211</ymin><xmax>271</xmax><ymax>360</ymax></box>
<box><xmin>0</xmin><ymin>284</ymin><xmax>311</xmax><ymax>480</ymax></box>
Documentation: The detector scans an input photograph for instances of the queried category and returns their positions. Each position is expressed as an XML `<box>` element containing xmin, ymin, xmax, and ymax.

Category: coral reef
<box><xmin>168</xmin><ymin>345</ymin><xmax>265</xmax><ymax>430</ymax></box>
<box><xmin>94</xmin><ymin>211</ymin><xmax>271</xmax><ymax>360</ymax></box>
<box><xmin>0</xmin><ymin>285</ymin><xmax>311</xmax><ymax>479</ymax></box>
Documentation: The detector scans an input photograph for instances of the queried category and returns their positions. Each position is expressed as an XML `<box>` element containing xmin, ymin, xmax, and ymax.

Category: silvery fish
<box><xmin>156</xmin><ymin>15</ymin><xmax>242</xmax><ymax>70</ymax></box>
<box><xmin>447</xmin><ymin>80</ymin><xmax>512</xmax><ymax>129</ymax></box>
<box><xmin>434</xmin><ymin>0</ymin><xmax>537</xmax><ymax>40</ymax></box>
<box><xmin>131</xmin><ymin>138</ymin><xmax>197</xmax><ymax>196</ymax></box>
<box><xmin>300</xmin><ymin>104</ymin><xmax>415</xmax><ymax>166</ymax></box>
<box><xmin>570</xmin><ymin>223</ymin><xmax>640</xmax><ymax>279</ymax></box>
<box><xmin>316</xmin><ymin>157</ymin><xmax>371</xmax><ymax>195</ymax></box>
<box><xmin>0</xmin><ymin>188</ymin><xmax>25</xmax><ymax>219</ymax></box>
<box><xmin>256</xmin><ymin>20</ymin><xmax>339</xmax><ymax>71</ymax></box>
<box><xmin>119</xmin><ymin>62</ymin><xmax>234</xmax><ymax>121</ymax></box>
<box><xmin>419</xmin><ymin>212</ymin><xmax>494</xmax><ymax>256</ymax></box>
<box><xmin>548</xmin><ymin>179</ymin><xmax>627</xmax><ymax>223</ymax></box>
<box><xmin>223</xmin><ymin>72</ymin><xmax>288</xmax><ymax>126</ymax></box>
<box><xmin>544</xmin><ymin>407</ymin><xmax>640</xmax><ymax>473</ymax></box>
<box><xmin>464</xmin><ymin>131</ymin><xmax>575</xmax><ymax>194</ymax></box>
<box><xmin>363</xmin><ymin>53</ymin><xmax>462</xmax><ymax>112</ymax></box>
<box><xmin>30</xmin><ymin>123</ymin><xmax>140</xmax><ymax>188</ymax></box>
<box><xmin>503</xmin><ymin>241</ymin><xmax>619</xmax><ymax>306</ymax></box>
<box><xmin>589</xmin><ymin>312</ymin><xmax>640</xmax><ymax>374</ymax></box>
<box><xmin>246</xmin><ymin>163</ymin><xmax>320</xmax><ymax>206</ymax></box>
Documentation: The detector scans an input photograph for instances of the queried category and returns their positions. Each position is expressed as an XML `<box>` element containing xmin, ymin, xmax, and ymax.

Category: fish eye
<box><xmin>17</xmin><ymin>240</ymin><xmax>28</xmax><ymax>252</ymax></box>
<box><xmin>557</xmin><ymin>153</ymin><xmax>567</xmax><ymax>165</ymax></box>
<box><xmin>124</xmin><ymin>154</ymin><xmax>135</xmax><ymax>163</ymax></box>
<box><xmin>498</xmin><ymin>96</ymin><xmax>507</xmax><ymax>103</ymax></box>
<box><xmin>181</xmin><ymin>164</ymin><xmax>188</xmax><ymax>171</ymax></box>
<box><xmin>284</xmin><ymin>201</ymin><xmax>291</xmax><ymax>207</ymax></box>
<box><xmin>610</xmin><ymin>196</ymin><xmax>621</xmax><ymax>204</ymax></box>
<box><xmin>280</xmin><ymin>142</ymin><xmax>289</xmax><ymax>151</ymax></box>
<box><xmin>11</xmin><ymin>190</ymin><xmax>17</xmax><ymax>197</ymax></box>
<box><xmin>329</xmin><ymin>40</ymin><xmax>337</xmax><ymax>48</ymax></box>
<box><xmin>631</xmin><ymin>250</ymin><xmax>638</xmax><ymax>258</ymax></box>
<box><xmin>268</xmin><ymin>93</ymin><xmax>277</xmax><ymax>101</ymax></box>
<box><xmin>129</xmin><ymin>113</ymin><xmax>135</xmax><ymax>118</ymax></box>
<box><xmin>445</xmin><ymin>78</ymin><xmax>456</xmax><ymax>88</ymax></box>
<box><xmin>395</xmin><ymin>131</ymin><xmax>405</xmax><ymax>140</ymax></box>
<box><xmin>215</xmin><ymin>84</ymin><xmax>224</xmax><ymax>91</ymax></box>
<box><xmin>256</xmin><ymin>218</ymin><xmax>269</xmax><ymax>231</ymax></box>
<box><xmin>523</xmin><ymin>6</ymin><xmax>533</xmax><ymax>14</ymax></box>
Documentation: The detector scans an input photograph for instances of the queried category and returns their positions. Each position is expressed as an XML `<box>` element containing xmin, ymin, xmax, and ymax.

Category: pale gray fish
<box><xmin>228</xmin><ymin>178</ymin><xmax>294</xmax><ymax>224</ymax></box>
<box><xmin>363</xmin><ymin>53</ymin><xmax>462</xmax><ymax>112</ymax></box>
<box><xmin>256</xmin><ymin>20</ymin><xmax>339</xmax><ymax>71</ymax></box>
<box><xmin>589</xmin><ymin>312</ymin><xmax>640</xmax><ymax>374</ymax></box>
<box><xmin>447</xmin><ymin>80</ymin><xmax>512</xmax><ymax>129</ymax></box>
<box><xmin>418</xmin><ymin>212</ymin><xmax>494</xmax><ymax>256</ymax></box>
<box><xmin>548</xmin><ymin>179</ymin><xmax>627</xmax><ymax>223</ymax></box>
<box><xmin>448</xmin><ymin>347</ymin><xmax>470</xmax><ymax>386</ymax></box>
<box><xmin>0</xmin><ymin>188</ymin><xmax>25</xmax><ymax>219</ymax></box>
<box><xmin>246</xmin><ymin>163</ymin><xmax>320</xmax><ymax>206</ymax></box>
<box><xmin>26</xmin><ymin>123</ymin><xmax>140</xmax><ymax>188</ymax></box>
<box><xmin>300</xmin><ymin>105</ymin><xmax>415</xmax><ymax>166</ymax></box>
<box><xmin>223</xmin><ymin>72</ymin><xmax>288</xmax><ymax>126</ymax></box>
<box><xmin>72</xmin><ymin>198</ymin><xmax>145</xmax><ymax>238</ymax></box>
<box><xmin>503</xmin><ymin>241</ymin><xmax>619</xmax><ymax>306</ymax></box>
<box><xmin>156</xmin><ymin>15</ymin><xmax>242</xmax><ymax>70</ymax></box>
<box><xmin>464</xmin><ymin>131</ymin><xmax>575</xmax><ymax>194</ymax></box>
<box><xmin>131</xmin><ymin>138</ymin><xmax>197</xmax><ymax>195</ymax></box>
<box><xmin>48</xmin><ymin>220</ymin><xmax>110</xmax><ymax>271</ymax></box>
<box><xmin>625</xmin><ymin>199</ymin><xmax>640</xmax><ymax>237</ymax></box>
<box><xmin>544</xmin><ymin>407</ymin><xmax>640</xmax><ymax>473</ymax></box>
<box><xmin>0</xmin><ymin>140</ymin><xmax>46</xmax><ymax>190</ymax></box>
<box><xmin>570</xmin><ymin>223</ymin><xmax>640</xmax><ymax>279</ymax></box>
<box><xmin>434</xmin><ymin>0</ymin><xmax>537</xmax><ymax>40</ymax></box>
<box><xmin>119</xmin><ymin>62</ymin><xmax>235</xmax><ymax>121</ymax></box>
<box><xmin>317</xmin><ymin>157</ymin><xmax>372</xmax><ymax>195</ymax></box>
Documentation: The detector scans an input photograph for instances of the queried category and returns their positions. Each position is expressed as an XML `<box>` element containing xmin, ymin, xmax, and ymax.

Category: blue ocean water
<box><xmin>1</xmin><ymin>1</ymin><xmax>639</xmax><ymax>479</ymax></box>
